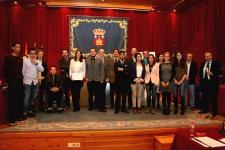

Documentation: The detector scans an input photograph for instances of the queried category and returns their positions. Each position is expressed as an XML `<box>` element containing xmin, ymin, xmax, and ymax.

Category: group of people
<box><xmin>3</xmin><ymin>42</ymin><xmax>221</xmax><ymax>126</ymax></box>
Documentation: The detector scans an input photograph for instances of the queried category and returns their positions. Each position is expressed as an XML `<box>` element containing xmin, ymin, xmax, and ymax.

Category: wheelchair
<box><xmin>43</xmin><ymin>90</ymin><xmax>66</xmax><ymax>113</ymax></box>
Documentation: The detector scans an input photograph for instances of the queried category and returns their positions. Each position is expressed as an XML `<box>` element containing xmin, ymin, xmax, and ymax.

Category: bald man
<box><xmin>199</xmin><ymin>52</ymin><xmax>221</xmax><ymax>117</ymax></box>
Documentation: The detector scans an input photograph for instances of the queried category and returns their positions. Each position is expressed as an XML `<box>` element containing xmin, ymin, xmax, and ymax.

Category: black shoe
<box><xmin>180</xmin><ymin>111</ymin><xmax>185</xmax><ymax>115</ymax></box>
<box><xmin>28</xmin><ymin>111</ymin><xmax>36</xmax><ymax>117</ymax></box>
<box><xmin>212</xmin><ymin>113</ymin><xmax>217</xmax><ymax>117</ymax></box>
<box><xmin>166</xmin><ymin>109</ymin><xmax>170</xmax><ymax>115</ymax></box>
<box><xmin>198</xmin><ymin>111</ymin><xmax>208</xmax><ymax>114</ymax></box>
<box><xmin>173</xmin><ymin>109</ymin><xmax>178</xmax><ymax>114</ymax></box>
<box><xmin>163</xmin><ymin>110</ymin><xmax>167</xmax><ymax>115</ymax></box>
<box><xmin>99</xmin><ymin>109</ymin><xmax>107</xmax><ymax>112</ymax></box>
<box><xmin>127</xmin><ymin>106</ymin><xmax>132</xmax><ymax>110</ymax></box>
<box><xmin>121</xmin><ymin>110</ymin><xmax>130</xmax><ymax>113</ymax></box>
<box><xmin>114</xmin><ymin>111</ymin><xmax>119</xmax><ymax>114</ymax></box>
<box><xmin>88</xmin><ymin>107</ymin><xmax>93</xmax><ymax>111</ymax></box>
<box><xmin>190</xmin><ymin>107</ymin><xmax>196</xmax><ymax>111</ymax></box>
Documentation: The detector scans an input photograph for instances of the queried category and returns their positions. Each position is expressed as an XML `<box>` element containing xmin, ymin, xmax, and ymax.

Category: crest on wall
<box><xmin>93</xmin><ymin>29</ymin><xmax>106</xmax><ymax>47</ymax></box>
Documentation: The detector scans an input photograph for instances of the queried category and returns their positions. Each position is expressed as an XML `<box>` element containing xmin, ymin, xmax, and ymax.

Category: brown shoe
<box><xmin>137</xmin><ymin>108</ymin><xmax>141</xmax><ymax>113</ymax></box>
<box><xmin>133</xmin><ymin>107</ymin><xmax>137</xmax><ymax>113</ymax></box>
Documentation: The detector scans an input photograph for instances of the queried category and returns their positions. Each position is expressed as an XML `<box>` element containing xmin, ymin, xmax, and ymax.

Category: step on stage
<box><xmin>0</xmin><ymin>108</ymin><xmax>222</xmax><ymax>150</ymax></box>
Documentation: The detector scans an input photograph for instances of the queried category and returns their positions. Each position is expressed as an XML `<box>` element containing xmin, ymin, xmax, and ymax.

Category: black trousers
<box><xmin>162</xmin><ymin>92</ymin><xmax>171</xmax><ymax>112</ymax></box>
<box><xmin>110</xmin><ymin>83</ymin><xmax>116</xmax><ymax>107</ymax></box>
<box><xmin>87</xmin><ymin>81</ymin><xmax>101</xmax><ymax>109</ymax></box>
<box><xmin>46</xmin><ymin>90</ymin><xmax>62</xmax><ymax>107</ymax></box>
<box><xmin>7</xmin><ymin>80</ymin><xmax>24</xmax><ymax>123</ymax></box>
<box><xmin>201</xmin><ymin>80</ymin><xmax>219</xmax><ymax>115</ymax></box>
<box><xmin>70</xmin><ymin>81</ymin><xmax>83</xmax><ymax>111</ymax></box>
<box><xmin>127</xmin><ymin>84</ymin><xmax>132</xmax><ymax>109</ymax></box>
<box><xmin>38</xmin><ymin>81</ymin><xmax>45</xmax><ymax>110</ymax></box>
<box><xmin>63</xmin><ymin>77</ymin><xmax>71</xmax><ymax>107</ymax></box>
<box><xmin>99</xmin><ymin>82</ymin><xmax>106</xmax><ymax>109</ymax></box>
<box><xmin>115</xmin><ymin>82</ymin><xmax>128</xmax><ymax>112</ymax></box>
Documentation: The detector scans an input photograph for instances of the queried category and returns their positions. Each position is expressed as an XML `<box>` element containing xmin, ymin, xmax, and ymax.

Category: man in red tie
<box><xmin>199</xmin><ymin>52</ymin><xmax>221</xmax><ymax>118</ymax></box>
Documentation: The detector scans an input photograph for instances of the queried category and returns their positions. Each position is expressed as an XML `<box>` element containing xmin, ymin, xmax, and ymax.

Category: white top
<box><xmin>203</xmin><ymin>61</ymin><xmax>212</xmax><ymax>79</ymax></box>
<box><xmin>186</xmin><ymin>61</ymin><xmax>191</xmax><ymax>77</ymax></box>
<box><xmin>136</xmin><ymin>65</ymin><xmax>143</xmax><ymax>78</ymax></box>
<box><xmin>22</xmin><ymin>58</ymin><xmax>44</xmax><ymax>85</ymax></box>
<box><xmin>69</xmin><ymin>59</ymin><xmax>86</xmax><ymax>81</ymax></box>
<box><xmin>144</xmin><ymin>63</ymin><xmax>159</xmax><ymax>85</ymax></box>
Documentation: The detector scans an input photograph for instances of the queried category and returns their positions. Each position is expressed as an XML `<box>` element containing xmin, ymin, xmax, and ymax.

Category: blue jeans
<box><xmin>184</xmin><ymin>83</ymin><xmax>195</xmax><ymax>107</ymax></box>
<box><xmin>24</xmin><ymin>83</ymin><xmax>38</xmax><ymax>113</ymax></box>
<box><xmin>145</xmin><ymin>83</ymin><xmax>156</xmax><ymax>107</ymax></box>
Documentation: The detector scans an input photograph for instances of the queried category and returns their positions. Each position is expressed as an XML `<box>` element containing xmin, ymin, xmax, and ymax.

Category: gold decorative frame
<box><xmin>69</xmin><ymin>16</ymin><xmax>128</xmax><ymax>56</ymax></box>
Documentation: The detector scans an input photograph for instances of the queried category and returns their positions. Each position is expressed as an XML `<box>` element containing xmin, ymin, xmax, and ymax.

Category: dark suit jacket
<box><xmin>130</xmin><ymin>61</ymin><xmax>146</xmax><ymax>84</ymax></box>
<box><xmin>187</xmin><ymin>61</ymin><xmax>198</xmax><ymax>84</ymax></box>
<box><xmin>199</xmin><ymin>60</ymin><xmax>221</xmax><ymax>83</ymax></box>
<box><xmin>45</xmin><ymin>74</ymin><xmax>62</xmax><ymax>91</ymax></box>
<box><xmin>114</xmin><ymin>60</ymin><xmax>130</xmax><ymax>85</ymax></box>
<box><xmin>58</xmin><ymin>57</ymin><xmax>71</xmax><ymax>81</ymax></box>
<box><xmin>41</xmin><ymin>61</ymin><xmax>48</xmax><ymax>79</ymax></box>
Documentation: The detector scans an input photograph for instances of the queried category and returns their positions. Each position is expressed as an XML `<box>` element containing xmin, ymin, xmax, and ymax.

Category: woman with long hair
<box><xmin>144</xmin><ymin>54</ymin><xmax>159</xmax><ymax>114</ymax></box>
<box><xmin>69</xmin><ymin>50</ymin><xmax>86</xmax><ymax>112</ymax></box>
<box><xmin>130</xmin><ymin>53</ymin><xmax>145</xmax><ymax>113</ymax></box>
<box><xmin>156</xmin><ymin>53</ymin><xmax>164</xmax><ymax>108</ymax></box>
<box><xmin>172</xmin><ymin>52</ymin><xmax>187</xmax><ymax>115</ymax></box>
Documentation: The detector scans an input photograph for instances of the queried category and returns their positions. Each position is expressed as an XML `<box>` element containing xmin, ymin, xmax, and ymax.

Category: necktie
<box><xmin>204</xmin><ymin>62</ymin><xmax>210</xmax><ymax>79</ymax></box>
<box><xmin>52</xmin><ymin>75</ymin><xmax>55</xmax><ymax>86</ymax></box>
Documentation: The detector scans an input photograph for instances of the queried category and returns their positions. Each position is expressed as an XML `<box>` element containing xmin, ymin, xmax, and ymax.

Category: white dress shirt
<box><xmin>186</xmin><ymin>61</ymin><xmax>191</xmax><ymax>77</ymax></box>
<box><xmin>203</xmin><ymin>61</ymin><xmax>212</xmax><ymax>79</ymax></box>
<box><xmin>22</xmin><ymin>58</ymin><xmax>44</xmax><ymax>85</ymax></box>
<box><xmin>69</xmin><ymin>59</ymin><xmax>86</xmax><ymax>81</ymax></box>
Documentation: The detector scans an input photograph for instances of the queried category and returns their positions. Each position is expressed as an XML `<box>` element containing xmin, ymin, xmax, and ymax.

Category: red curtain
<box><xmin>1</xmin><ymin>0</ymin><xmax>225</xmax><ymax>70</ymax></box>
<box><xmin>0</xmin><ymin>2</ymin><xmax>9</xmax><ymax>80</ymax></box>
<box><xmin>6</xmin><ymin>7</ymin><xmax>181</xmax><ymax>68</ymax></box>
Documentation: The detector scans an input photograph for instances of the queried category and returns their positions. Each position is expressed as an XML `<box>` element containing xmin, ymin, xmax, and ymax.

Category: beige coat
<box><xmin>144</xmin><ymin>63</ymin><xmax>160</xmax><ymax>85</ymax></box>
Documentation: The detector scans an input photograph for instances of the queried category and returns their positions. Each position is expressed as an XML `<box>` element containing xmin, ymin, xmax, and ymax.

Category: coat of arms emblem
<box><xmin>93</xmin><ymin>29</ymin><xmax>106</xmax><ymax>47</ymax></box>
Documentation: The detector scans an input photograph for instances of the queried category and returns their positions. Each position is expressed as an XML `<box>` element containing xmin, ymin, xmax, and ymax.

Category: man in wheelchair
<box><xmin>45</xmin><ymin>66</ymin><xmax>63</xmax><ymax>112</ymax></box>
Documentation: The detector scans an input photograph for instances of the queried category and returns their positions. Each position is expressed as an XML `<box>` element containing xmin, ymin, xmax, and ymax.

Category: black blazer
<box><xmin>45</xmin><ymin>74</ymin><xmax>62</xmax><ymax>91</ymax></box>
<box><xmin>114</xmin><ymin>60</ymin><xmax>130</xmax><ymax>84</ymax></box>
<box><xmin>41</xmin><ymin>61</ymin><xmax>48</xmax><ymax>79</ymax></box>
<box><xmin>130</xmin><ymin>61</ymin><xmax>146</xmax><ymax>84</ymax></box>
<box><xmin>187</xmin><ymin>61</ymin><xmax>198</xmax><ymax>84</ymax></box>
<box><xmin>199</xmin><ymin>60</ymin><xmax>221</xmax><ymax>82</ymax></box>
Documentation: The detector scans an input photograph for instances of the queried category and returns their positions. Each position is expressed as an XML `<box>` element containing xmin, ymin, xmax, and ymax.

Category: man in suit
<box><xmin>98</xmin><ymin>48</ymin><xmax>109</xmax><ymax>111</ymax></box>
<box><xmin>184</xmin><ymin>53</ymin><xmax>197</xmax><ymax>110</ymax></box>
<box><xmin>45</xmin><ymin>66</ymin><xmax>63</xmax><ymax>111</ymax></box>
<box><xmin>114</xmin><ymin>51</ymin><xmax>130</xmax><ymax>114</ymax></box>
<box><xmin>199</xmin><ymin>52</ymin><xmax>221</xmax><ymax>117</ymax></box>
<box><xmin>127</xmin><ymin>47</ymin><xmax>137</xmax><ymax>109</ymax></box>
<box><xmin>86</xmin><ymin>48</ymin><xmax>105</xmax><ymax>112</ymax></box>
<box><xmin>37</xmin><ymin>49</ymin><xmax>48</xmax><ymax>111</ymax></box>
<box><xmin>58</xmin><ymin>49</ymin><xmax>71</xmax><ymax>109</ymax></box>
<box><xmin>108</xmin><ymin>48</ymin><xmax>120</xmax><ymax>109</ymax></box>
